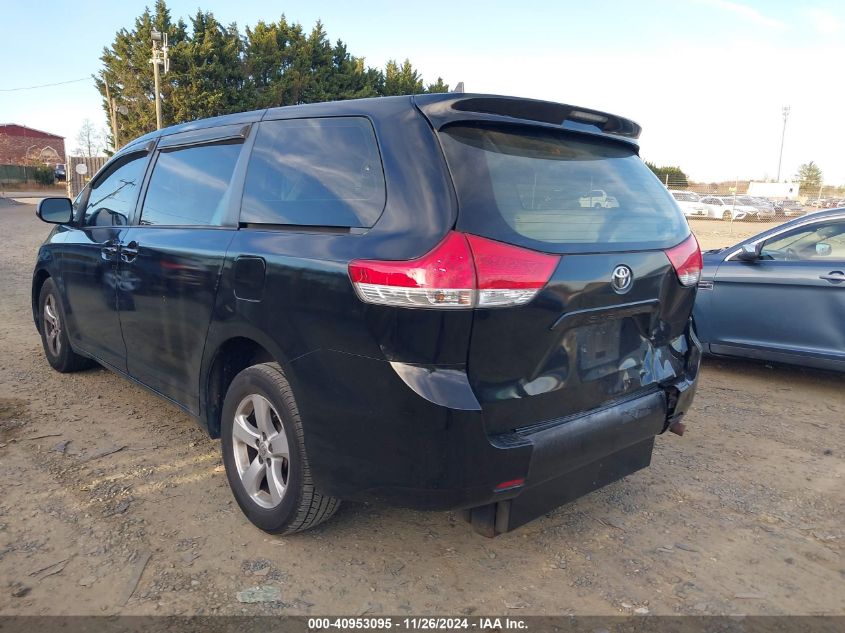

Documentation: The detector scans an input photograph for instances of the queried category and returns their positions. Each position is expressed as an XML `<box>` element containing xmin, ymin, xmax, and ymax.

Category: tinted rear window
<box><xmin>241</xmin><ymin>117</ymin><xmax>385</xmax><ymax>228</ymax></box>
<box><xmin>439</xmin><ymin>123</ymin><xmax>688</xmax><ymax>253</ymax></box>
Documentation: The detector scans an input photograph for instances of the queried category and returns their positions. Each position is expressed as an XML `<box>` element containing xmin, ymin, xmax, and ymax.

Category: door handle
<box><xmin>819</xmin><ymin>271</ymin><xmax>845</xmax><ymax>283</ymax></box>
<box><xmin>100</xmin><ymin>240</ymin><xmax>119</xmax><ymax>261</ymax></box>
<box><xmin>120</xmin><ymin>240</ymin><xmax>139</xmax><ymax>263</ymax></box>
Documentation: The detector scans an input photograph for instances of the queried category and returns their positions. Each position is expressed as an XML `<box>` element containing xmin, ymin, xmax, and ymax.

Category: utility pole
<box><xmin>150</xmin><ymin>29</ymin><xmax>169</xmax><ymax>131</ymax></box>
<box><xmin>776</xmin><ymin>105</ymin><xmax>790</xmax><ymax>182</ymax></box>
<box><xmin>103</xmin><ymin>76</ymin><xmax>119</xmax><ymax>149</ymax></box>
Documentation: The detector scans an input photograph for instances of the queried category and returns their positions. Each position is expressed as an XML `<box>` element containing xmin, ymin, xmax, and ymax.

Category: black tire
<box><xmin>221</xmin><ymin>362</ymin><xmax>340</xmax><ymax>534</ymax></box>
<box><xmin>38</xmin><ymin>278</ymin><xmax>93</xmax><ymax>373</ymax></box>
<box><xmin>722</xmin><ymin>210</ymin><xmax>731</xmax><ymax>221</ymax></box>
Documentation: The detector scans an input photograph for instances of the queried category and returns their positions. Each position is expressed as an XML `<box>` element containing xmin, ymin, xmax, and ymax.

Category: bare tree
<box><xmin>74</xmin><ymin>119</ymin><xmax>105</xmax><ymax>157</ymax></box>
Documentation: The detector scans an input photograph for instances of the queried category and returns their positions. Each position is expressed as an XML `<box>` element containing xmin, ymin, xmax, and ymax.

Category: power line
<box><xmin>0</xmin><ymin>77</ymin><xmax>91</xmax><ymax>92</ymax></box>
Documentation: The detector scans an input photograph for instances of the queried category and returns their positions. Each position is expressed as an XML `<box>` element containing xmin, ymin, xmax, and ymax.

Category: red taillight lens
<box><xmin>349</xmin><ymin>232</ymin><xmax>476</xmax><ymax>308</ymax></box>
<box><xmin>466</xmin><ymin>234</ymin><xmax>561</xmax><ymax>307</ymax></box>
<box><xmin>664</xmin><ymin>234</ymin><xmax>702</xmax><ymax>287</ymax></box>
<box><xmin>348</xmin><ymin>232</ymin><xmax>560</xmax><ymax>309</ymax></box>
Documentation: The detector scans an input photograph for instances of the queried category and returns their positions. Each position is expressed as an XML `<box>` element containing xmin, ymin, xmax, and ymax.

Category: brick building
<box><xmin>0</xmin><ymin>124</ymin><xmax>66</xmax><ymax>166</ymax></box>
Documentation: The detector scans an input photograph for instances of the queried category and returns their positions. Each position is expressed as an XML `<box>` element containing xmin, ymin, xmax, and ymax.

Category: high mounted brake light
<box><xmin>348</xmin><ymin>232</ymin><xmax>560</xmax><ymax>309</ymax></box>
<box><xmin>665</xmin><ymin>234</ymin><xmax>702</xmax><ymax>287</ymax></box>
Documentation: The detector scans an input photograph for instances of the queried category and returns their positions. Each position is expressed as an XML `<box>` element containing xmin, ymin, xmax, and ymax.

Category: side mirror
<box><xmin>816</xmin><ymin>242</ymin><xmax>832</xmax><ymax>257</ymax></box>
<box><xmin>36</xmin><ymin>197</ymin><xmax>73</xmax><ymax>224</ymax></box>
<box><xmin>736</xmin><ymin>242</ymin><xmax>762</xmax><ymax>262</ymax></box>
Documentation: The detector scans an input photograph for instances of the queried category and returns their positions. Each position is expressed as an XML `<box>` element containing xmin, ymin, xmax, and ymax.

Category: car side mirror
<box><xmin>36</xmin><ymin>197</ymin><xmax>73</xmax><ymax>224</ymax></box>
<box><xmin>736</xmin><ymin>242</ymin><xmax>762</xmax><ymax>262</ymax></box>
<box><xmin>816</xmin><ymin>242</ymin><xmax>832</xmax><ymax>257</ymax></box>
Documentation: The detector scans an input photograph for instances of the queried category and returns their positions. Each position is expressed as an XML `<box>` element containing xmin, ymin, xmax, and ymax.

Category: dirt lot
<box><xmin>0</xmin><ymin>200</ymin><xmax>842</xmax><ymax>616</ymax></box>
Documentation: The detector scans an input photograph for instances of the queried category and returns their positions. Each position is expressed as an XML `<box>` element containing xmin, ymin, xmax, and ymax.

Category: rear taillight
<box><xmin>466</xmin><ymin>234</ymin><xmax>560</xmax><ymax>307</ymax></box>
<box><xmin>348</xmin><ymin>232</ymin><xmax>559</xmax><ymax>309</ymax></box>
<box><xmin>665</xmin><ymin>234</ymin><xmax>702</xmax><ymax>287</ymax></box>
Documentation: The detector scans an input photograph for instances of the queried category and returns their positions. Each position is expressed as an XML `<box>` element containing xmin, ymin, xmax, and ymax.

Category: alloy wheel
<box><xmin>231</xmin><ymin>394</ymin><xmax>290</xmax><ymax>509</ymax></box>
<box><xmin>43</xmin><ymin>295</ymin><xmax>62</xmax><ymax>357</ymax></box>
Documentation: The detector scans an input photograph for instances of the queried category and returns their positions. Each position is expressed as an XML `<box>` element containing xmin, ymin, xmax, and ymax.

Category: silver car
<box><xmin>699</xmin><ymin>196</ymin><xmax>753</xmax><ymax>221</ymax></box>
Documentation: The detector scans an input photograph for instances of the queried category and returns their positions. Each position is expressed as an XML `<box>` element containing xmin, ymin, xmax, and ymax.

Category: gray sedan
<box><xmin>693</xmin><ymin>208</ymin><xmax>845</xmax><ymax>371</ymax></box>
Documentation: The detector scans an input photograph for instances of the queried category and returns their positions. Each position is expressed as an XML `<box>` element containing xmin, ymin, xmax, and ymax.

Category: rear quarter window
<box><xmin>240</xmin><ymin>117</ymin><xmax>386</xmax><ymax>228</ymax></box>
<box><xmin>439</xmin><ymin>123</ymin><xmax>688</xmax><ymax>254</ymax></box>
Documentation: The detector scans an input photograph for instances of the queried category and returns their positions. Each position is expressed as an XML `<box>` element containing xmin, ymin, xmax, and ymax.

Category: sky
<box><xmin>1</xmin><ymin>0</ymin><xmax>843</xmax><ymax>185</ymax></box>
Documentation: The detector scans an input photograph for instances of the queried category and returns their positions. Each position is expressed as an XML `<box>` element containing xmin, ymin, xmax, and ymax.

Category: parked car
<box><xmin>778</xmin><ymin>199</ymin><xmax>805</xmax><ymax>217</ymax></box>
<box><xmin>766</xmin><ymin>199</ymin><xmax>785</xmax><ymax>215</ymax></box>
<box><xmin>737</xmin><ymin>196</ymin><xmax>776</xmax><ymax>222</ymax></box>
<box><xmin>694</xmin><ymin>208</ymin><xmax>845</xmax><ymax>371</ymax></box>
<box><xmin>54</xmin><ymin>163</ymin><xmax>66</xmax><ymax>181</ymax></box>
<box><xmin>31</xmin><ymin>94</ymin><xmax>702</xmax><ymax>537</ymax></box>
<box><xmin>578</xmin><ymin>188</ymin><xmax>618</xmax><ymax>208</ymax></box>
<box><xmin>671</xmin><ymin>190</ymin><xmax>709</xmax><ymax>218</ymax></box>
<box><xmin>699</xmin><ymin>196</ymin><xmax>753</xmax><ymax>221</ymax></box>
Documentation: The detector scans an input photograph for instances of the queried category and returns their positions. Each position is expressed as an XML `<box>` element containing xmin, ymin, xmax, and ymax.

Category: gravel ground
<box><xmin>0</xmin><ymin>200</ymin><xmax>842</xmax><ymax>616</ymax></box>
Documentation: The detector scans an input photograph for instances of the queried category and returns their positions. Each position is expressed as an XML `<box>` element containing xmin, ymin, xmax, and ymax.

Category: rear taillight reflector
<box><xmin>348</xmin><ymin>232</ymin><xmax>560</xmax><ymax>309</ymax></box>
<box><xmin>494</xmin><ymin>478</ymin><xmax>526</xmax><ymax>491</ymax></box>
<box><xmin>664</xmin><ymin>234</ymin><xmax>702</xmax><ymax>287</ymax></box>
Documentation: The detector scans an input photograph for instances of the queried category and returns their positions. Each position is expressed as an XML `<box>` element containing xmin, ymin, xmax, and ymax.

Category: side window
<box><xmin>240</xmin><ymin>117</ymin><xmax>386</xmax><ymax>228</ymax></box>
<box><xmin>761</xmin><ymin>221</ymin><xmax>845</xmax><ymax>261</ymax></box>
<box><xmin>140</xmin><ymin>141</ymin><xmax>243</xmax><ymax>226</ymax></box>
<box><xmin>83</xmin><ymin>154</ymin><xmax>148</xmax><ymax>227</ymax></box>
<box><xmin>72</xmin><ymin>186</ymin><xmax>89</xmax><ymax>223</ymax></box>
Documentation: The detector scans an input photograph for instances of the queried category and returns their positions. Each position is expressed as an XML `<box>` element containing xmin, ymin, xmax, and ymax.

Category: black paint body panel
<box><xmin>32</xmin><ymin>94</ymin><xmax>702</xmax><ymax>527</ymax></box>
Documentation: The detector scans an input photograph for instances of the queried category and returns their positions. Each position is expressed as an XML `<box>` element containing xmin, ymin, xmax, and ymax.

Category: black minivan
<box><xmin>33</xmin><ymin>94</ymin><xmax>701</xmax><ymax>536</ymax></box>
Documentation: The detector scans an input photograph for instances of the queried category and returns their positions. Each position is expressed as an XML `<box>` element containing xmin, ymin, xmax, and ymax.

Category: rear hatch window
<box><xmin>438</xmin><ymin>123</ymin><xmax>688</xmax><ymax>253</ymax></box>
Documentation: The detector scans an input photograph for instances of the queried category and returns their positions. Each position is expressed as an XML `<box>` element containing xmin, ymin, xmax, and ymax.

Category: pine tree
<box><xmin>96</xmin><ymin>0</ymin><xmax>187</xmax><ymax>142</ymax></box>
<box><xmin>426</xmin><ymin>77</ymin><xmax>450</xmax><ymax>93</ymax></box>
<box><xmin>97</xmin><ymin>1</ymin><xmax>451</xmax><ymax>142</ymax></box>
<box><xmin>382</xmin><ymin>58</ymin><xmax>424</xmax><ymax>96</ymax></box>
<box><xmin>169</xmin><ymin>11</ymin><xmax>246</xmax><ymax>122</ymax></box>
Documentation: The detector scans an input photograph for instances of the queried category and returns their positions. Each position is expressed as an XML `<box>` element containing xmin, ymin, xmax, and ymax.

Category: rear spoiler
<box><xmin>413</xmin><ymin>93</ymin><xmax>641</xmax><ymax>145</ymax></box>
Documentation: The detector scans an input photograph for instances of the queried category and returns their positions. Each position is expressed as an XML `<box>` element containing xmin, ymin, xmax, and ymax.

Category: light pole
<box><xmin>150</xmin><ymin>29</ymin><xmax>169</xmax><ymax>130</ymax></box>
<box><xmin>776</xmin><ymin>105</ymin><xmax>790</xmax><ymax>182</ymax></box>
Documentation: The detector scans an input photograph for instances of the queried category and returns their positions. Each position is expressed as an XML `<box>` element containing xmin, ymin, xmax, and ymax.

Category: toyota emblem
<box><xmin>611</xmin><ymin>265</ymin><xmax>633</xmax><ymax>293</ymax></box>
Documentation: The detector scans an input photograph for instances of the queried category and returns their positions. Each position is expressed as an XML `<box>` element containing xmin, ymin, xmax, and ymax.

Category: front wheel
<box><xmin>38</xmin><ymin>278</ymin><xmax>93</xmax><ymax>372</ymax></box>
<box><xmin>221</xmin><ymin>362</ymin><xmax>340</xmax><ymax>534</ymax></box>
<box><xmin>721</xmin><ymin>210</ymin><xmax>732</xmax><ymax>221</ymax></box>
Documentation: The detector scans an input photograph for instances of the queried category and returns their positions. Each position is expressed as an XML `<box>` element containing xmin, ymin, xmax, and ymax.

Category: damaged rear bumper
<box><xmin>467</xmin><ymin>326</ymin><xmax>701</xmax><ymax>537</ymax></box>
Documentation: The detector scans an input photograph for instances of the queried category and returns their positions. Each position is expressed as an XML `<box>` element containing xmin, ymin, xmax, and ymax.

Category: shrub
<box><xmin>31</xmin><ymin>165</ymin><xmax>55</xmax><ymax>186</ymax></box>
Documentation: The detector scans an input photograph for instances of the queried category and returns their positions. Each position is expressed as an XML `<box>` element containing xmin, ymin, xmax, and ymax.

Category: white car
<box><xmin>578</xmin><ymin>189</ymin><xmax>619</xmax><ymax>208</ymax></box>
<box><xmin>671</xmin><ymin>191</ymin><xmax>709</xmax><ymax>218</ymax></box>
<box><xmin>699</xmin><ymin>196</ymin><xmax>756</xmax><ymax>221</ymax></box>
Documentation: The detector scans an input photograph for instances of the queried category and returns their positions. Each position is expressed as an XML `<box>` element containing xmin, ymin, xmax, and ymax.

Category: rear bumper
<box><xmin>468</xmin><ymin>386</ymin><xmax>687</xmax><ymax>536</ymax></box>
<box><xmin>289</xmin><ymin>327</ymin><xmax>701</xmax><ymax>526</ymax></box>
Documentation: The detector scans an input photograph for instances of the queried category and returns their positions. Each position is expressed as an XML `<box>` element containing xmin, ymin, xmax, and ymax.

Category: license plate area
<box><xmin>576</xmin><ymin>320</ymin><xmax>622</xmax><ymax>372</ymax></box>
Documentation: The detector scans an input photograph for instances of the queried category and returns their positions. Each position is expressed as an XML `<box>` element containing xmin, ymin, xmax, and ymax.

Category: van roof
<box><xmin>124</xmin><ymin>93</ymin><xmax>641</xmax><ymax>152</ymax></box>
